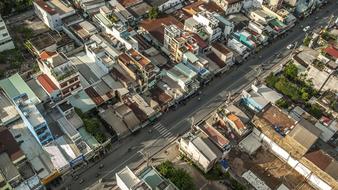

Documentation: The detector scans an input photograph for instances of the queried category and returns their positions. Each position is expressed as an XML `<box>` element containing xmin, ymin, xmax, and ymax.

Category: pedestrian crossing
<box><xmin>152</xmin><ymin>123</ymin><xmax>173</xmax><ymax>138</ymax></box>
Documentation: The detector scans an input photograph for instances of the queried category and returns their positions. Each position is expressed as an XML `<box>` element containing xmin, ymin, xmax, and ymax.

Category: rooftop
<box><xmin>0</xmin><ymin>153</ymin><xmax>21</xmax><ymax>182</ymax></box>
<box><xmin>0</xmin><ymin>73</ymin><xmax>40</xmax><ymax>104</ymax></box>
<box><xmin>212</xmin><ymin>42</ymin><xmax>231</xmax><ymax>55</ymax></box>
<box><xmin>227</xmin><ymin>114</ymin><xmax>245</xmax><ymax>129</ymax></box>
<box><xmin>43</xmin><ymin>142</ymin><xmax>69</xmax><ymax>170</ymax></box>
<box><xmin>259</xmin><ymin>104</ymin><xmax>296</xmax><ymax>136</ymax></box>
<box><xmin>190</xmin><ymin>135</ymin><xmax>218</xmax><ymax>162</ymax></box>
<box><xmin>37</xmin><ymin>74</ymin><xmax>58</xmax><ymax>94</ymax></box>
<box><xmin>34</xmin><ymin>0</ymin><xmax>74</xmax><ymax>16</ymax></box>
<box><xmin>304</xmin><ymin>150</ymin><xmax>338</xmax><ymax>180</ymax></box>
<box><xmin>324</xmin><ymin>46</ymin><xmax>338</xmax><ymax>59</ymax></box>
<box><xmin>287</xmin><ymin>119</ymin><xmax>321</xmax><ymax>151</ymax></box>
<box><xmin>139</xmin><ymin>167</ymin><xmax>177</xmax><ymax>190</ymax></box>
<box><xmin>0</xmin><ymin>127</ymin><xmax>24</xmax><ymax>162</ymax></box>
<box><xmin>116</xmin><ymin>166</ymin><xmax>143</xmax><ymax>189</ymax></box>
<box><xmin>13</xmin><ymin>94</ymin><xmax>46</xmax><ymax>128</ymax></box>
<box><xmin>199</xmin><ymin>122</ymin><xmax>230</xmax><ymax>148</ymax></box>
<box><xmin>140</xmin><ymin>16</ymin><xmax>183</xmax><ymax>44</ymax></box>
<box><xmin>0</xmin><ymin>89</ymin><xmax>19</xmax><ymax>125</ymax></box>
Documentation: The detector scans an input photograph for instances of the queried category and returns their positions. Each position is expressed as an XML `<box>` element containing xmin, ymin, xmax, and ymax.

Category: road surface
<box><xmin>60</xmin><ymin>4</ymin><xmax>337</xmax><ymax>189</ymax></box>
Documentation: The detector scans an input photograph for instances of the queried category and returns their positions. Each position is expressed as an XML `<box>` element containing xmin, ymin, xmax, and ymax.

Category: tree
<box><xmin>148</xmin><ymin>7</ymin><xmax>159</xmax><ymax>19</ymax></box>
<box><xmin>265</xmin><ymin>73</ymin><xmax>278</xmax><ymax>87</ymax></box>
<box><xmin>283</xmin><ymin>63</ymin><xmax>298</xmax><ymax>80</ymax></box>
<box><xmin>276</xmin><ymin>99</ymin><xmax>289</xmax><ymax>109</ymax></box>
<box><xmin>157</xmin><ymin>161</ymin><xmax>195</xmax><ymax>190</ymax></box>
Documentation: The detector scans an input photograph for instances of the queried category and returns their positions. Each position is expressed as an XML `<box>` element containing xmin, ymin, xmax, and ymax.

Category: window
<box><xmin>3</xmin><ymin>33</ymin><xmax>8</xmax><ymax>37</ymax></box>
<box><xmin>0</xmin><ymin>26</ymin><xmax>5</xmax><ymax>30</ymax></box>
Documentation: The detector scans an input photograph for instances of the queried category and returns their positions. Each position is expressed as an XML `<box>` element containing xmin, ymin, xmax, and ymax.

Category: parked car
<box><xmin>287</xmin><ymin>43</ymin><xmax>294</xmax><ymax>49</ymax></box>
<box><xmin>303</xmin><ymin>26</ymin><xmax>310</xmax><ymax>32</ymax></box>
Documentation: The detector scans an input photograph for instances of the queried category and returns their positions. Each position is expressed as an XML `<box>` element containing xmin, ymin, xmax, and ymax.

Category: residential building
<box><xmin>188</xmin><ymin>11</ymin><xmax>223</xmax><ymax>43</ymax></box>
<box><xmin>0</xmin><ymin>172</ymin><xmax>12</xmax><ymax>190</ymax></box>
<box><xmin>0</xmin><ymin>128</ymin><xmax>26</xmax><ymax>165</ymax></box>
<box><xmin>179</xmin><ymin>132</ymin><xmax>219</xmax><ymax>173</ymax></box>
<box><xmin>0</xmin><ymin>73</ymin><xmax>40</xmax><ymax>105</ymax></box>
<box><xmin>37</xmin><ymin>52</ymin><xmax>82</xmax><ymax>100</ymax></box>
<box><xmin>211</xmin><ymin>42</ymin><xmax>234</xmax><ymax>67</ymax></box>
<box><xmin>116</xmin><ymin>49</ymin><xmax>159</xmax><ymax>93</ymax></box>
<box><xmin>227</xmin><ymin>38</ymin><xmax>249</xmax><ymax>57</ymax></box>
<box><xmin>232</xmin><ymin>31</ymin><xmax>256</xmax><ymax>49</ymax></box>
<box><xmin>85</xmin><ymin>39</ymin><xmax>120</xmax><ymax>76</ymax></box>
<box><xmin>0</xmin><ymin>153</ymin><xmax>21</xmax><ymax>188</ymax></box>
<box><xmin>34</xmin><ymin>0</ymin><xmax>76</xmax><ymax>31</ymax></box>
<box><xmin>0</xmin><ymin>89</ymin><xmax>20</xmax><ymax>126</ymax></box>
<box><xmin>212</xmin><ymin>0</ymin><xmax>243</xmax><ymax>15</ymax></box>
<box><xmin>163</xmin><ymin>24</ymin><xmax>199</xmax><ymax>63</ymax></box>
<box><xmin>69</xmin><ymin>21</ymin><xmax>98</xmax><ymax>43</ymax></box>
<box><xmin>162</xmin><ymin>63</ymin><xmax>200</xmax><ymax>96</ymax></box>
<box><xmin>248</xmin><ymin>9</ymin><xmax>275</xmax><ymax>25</ymax></box>
<box><xmin>0</xmin><ymin>15</ymin><xmax>15</xmax><ymax>52</ymax></box>
<box><xmin>26</xmin><ymin>31</ymin><xmax>75</xmax><ymax>56</ymax></box>
<box><xmin>147</xmin><ymin>0</ymin><xmax>184</xmax><ymax>12</ymax></box>
<box><xmin>116</xmin><ymin>166</ymin><xmax>178</xmax><ymax>190</ymax></box>
<box><xmin>13</xmin><ymin>94</ymin><xmax>54</xmax><ymax>146</ymax></box>
<box><xmin>108</xmin><ymin>0</ymin><xmax>135</xmax><ymax>25</ymax></box>
<box><xmin>252</xmin><ymin>104</ymin><xmax>338</xmax><ymax>190</ymax></box>
<box><xmin>241</xmin><ymin>84</ymin><xmax>282</xmax><ymax>112</ymax></box>
<box><xmin>75</xmin><ymin>0</ymin><xmax>106</xmax><ymax>13</ymax></box>
<box><xmin>182</xmin><ymin>52</ymin><xmax>211</xmax><ymax>80</ymax></box>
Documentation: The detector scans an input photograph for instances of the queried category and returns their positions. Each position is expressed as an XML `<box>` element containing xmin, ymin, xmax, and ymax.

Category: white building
<box><xmin>179</xmin><ymin>133</ymin><xmax>218</xmax><ymax>173</ymax></box>
<box><xmin>34</xmin><ymin>0</ymin><xmax>76</xmax><ymax>31</ymax></box>
<box><xmin>227</xmin><ymin>38</ymin><xmax>249</xmax><ymax>57</ymax></box>
<box><xmin>75</xmin><ymin>0</ymin><xmax>106</xmax><ymax>13</ymax></box>
<box><xmin>212</xmin><ymin>0</ymin><xmax>243</xmax><ymax>15</ymax></box>
<box><xmin>0</xmin><ymin>15</ymin><xmax>15</xmax><ymax>52</ymax></box>
<box><xmin>148</xmin><ymin>0</ymin><xmax>184</xmax><ymax>12</ymax></box>
<box><xmin>192</xmin><ymin>11</ymin><xmax>223</xmax><ymax>43</ymax></box>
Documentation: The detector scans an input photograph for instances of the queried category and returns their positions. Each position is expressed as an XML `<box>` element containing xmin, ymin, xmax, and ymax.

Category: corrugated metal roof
<box><xmin>0</xmin><ymin>73</ymin><xmax>40</xmax><ymax>104</ymax></box>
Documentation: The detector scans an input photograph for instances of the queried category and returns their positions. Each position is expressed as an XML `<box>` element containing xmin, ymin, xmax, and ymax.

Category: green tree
<box><xmin>276</xmin><ymin>99</ymin><xmax>289</xmax><ymax>109</ymax></box>
<box><xmin>157</xmin><ymin>161</ymin><xmax>195</xmax><ymax>190</ymax></box>
<box><xmin>148</xmin><ymin>7</ymin><xmax>159</xmax><ymax>19</ymax></box>
<box><xmin>283</xmin><ymin>63</ymin><xmax>298</xmax><ymax>80</ymax></box>
<box><xmin>265</xmin><ymin>73</ymin><xmax>278</xmax><ymax>87</ymax></box>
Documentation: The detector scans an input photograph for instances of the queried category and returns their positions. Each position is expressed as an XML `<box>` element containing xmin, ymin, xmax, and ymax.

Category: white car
<box><xmin>287</xmin><ymin>43</ymin><xmax>294</xmax><ymax>49</ymax></box>
<box><xmin>303</xmin><ymin>26</ymin><xmax>310</xmax><ymax>32</ymax></box>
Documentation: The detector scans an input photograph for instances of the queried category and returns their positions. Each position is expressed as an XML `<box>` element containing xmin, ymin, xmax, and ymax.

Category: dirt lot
<box><xmin>228</xmin><ymin>147</ymin><xmax>316</xmax><ymax>190</ymax></box>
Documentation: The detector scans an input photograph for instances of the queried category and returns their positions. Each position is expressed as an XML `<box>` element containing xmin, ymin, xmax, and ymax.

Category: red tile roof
<box><xmin>0</xmin><ymin>127</ymin><xmax>24</xmax><ymax>162</ymax></box>
<box><xmin>140</xmin><ymin>16</ymin><xmax>184</xmax><ymax>44</ymax></box>
<box><xmin>40</xmin><ymin>51</ymin><xmax>57</xmax><ymax>61</ymax></box>
<box><xmin>34</xmin><ymin>0</ymin><xmax>57</xmax><ymax>15</ymax></box>
<box><xmin>37</xmin><ymin>74</ymin><xmax>58</xmax><ymax>94</ymax></box>
<box><xmin>150</xmin><ymin>87</ymin><xmax>173</xmax><ymax>105</ymax></box>
<box><xmin>324</xmin><ymin>46</ymin><xmax>338</xmax><ymax>59</ymax></box>
<box><xmin>207</xmin><ymin>52</ymin><xmax>226</xmax><ymax>68</ymax></box>
<box><xmin>201</xmin><ymin>123</ymin><xmax>230</xmax><ymax>148</ymax></box>
<box><xmin>212</xmin><ymin>42</ymin><xmax>231</xmax><ymax>55</ymax></box>
<box><xmin>192</xmin><ymin>33</ymin><xmax>208</xmax><ymax>49</ymax></box>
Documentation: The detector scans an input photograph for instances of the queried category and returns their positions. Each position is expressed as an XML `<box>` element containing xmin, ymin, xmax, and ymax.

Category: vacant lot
<box><xmin>228</xmin><ymin>147</ymin><xmax>315</xmax><ymax>190</ymax></box>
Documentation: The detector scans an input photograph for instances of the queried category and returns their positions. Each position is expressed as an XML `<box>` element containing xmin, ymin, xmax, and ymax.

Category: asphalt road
<box><xmin>61</xmin><ymin>3</ymin><xmax>338</xmax><ymax>190</ymax></box>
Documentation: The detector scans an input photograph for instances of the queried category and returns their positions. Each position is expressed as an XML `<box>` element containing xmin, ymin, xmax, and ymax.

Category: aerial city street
<box><xmin>0</xmin><ymin>0</ymin><xmax>337</xmax><ymax>190</ymax></box>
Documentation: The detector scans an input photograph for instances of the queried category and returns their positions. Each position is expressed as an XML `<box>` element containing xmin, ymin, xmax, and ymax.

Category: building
<box><xmin>0</xmin><ymin>153</ymin><xmax>21</xmax><ymax>188</ymax></box>
<box><xmin>163</xmin><ymin>25</ymin><xmax>199</xmax><ymax>63</ymax></box>
<box><xmin>241</xmin><ymin>84</ymin><xmax>282</xmax><ymax>112</ymax></box>
<box><xmin>13</xmin><ymin>94</ymin><xmax>54</xmax><ymax>146</ymax></box>
<box><xmin>116</xmin><ymin>166</ymin><xmax>178</xmax><ymax>190</ymax></box>
<box><xmin>227</xmin><ymin>38</ymin><xmax>249</xmax><ymax>57</ymax></box>
<box><xmin>162</xmin><ymin>63</ymin><xmax>199</xmax><ymax>96</ymax></box>
<box><xmin>0</xmin><ymin>15</ymin><xmax>15</xmax><ymax>52</ymax></box>
<box><xmin>211</xmin><ymin>42</ymin><xmax>234</xmax><ymax>66</ymax></box>
<box><xmin>75</xmin><ymin>0</ymin><xmax>106</xmax><ymax>13</ymax></box>
<box><xmin>147</xmin><ymin>0</ymin><xmax>184</xmax><ymax>12</ymax></box>
<box><xmin>26</xmin><ymin>31</ymin><xmax>75</xmax><ymax>56</ymax></box>
<box><xmin>252</xmin><ymin>104</ymin><xmax>338</xmax><ymax>190</ymax></box>
<box><xmin>232</xmin><ymin>31</ymin><xmax>256</xmax><ymax>49</ymax></box>
<box><xmin>34</xmin><ymin>0</ymin><xmax>76</xmax><ymax>31</ymax></box>
<box><xmin>212</xmin><ymin>0</ymin><xmax>243</xmax><ymax>15</ymax></box>
<box><xmin>0</xmin><ymin>89</ymin><xmax>20</xmax><ymax>126</ymax></box>
<box><xmin>179</xmin><ymin>132</ymin><xmax>219</xmax><ymax>173</ymax></box>
<box><xmin>187</xmin><ymin>11</ymin><xmax>223</xmax><ymax>43</ymax></box>
<box><xmin>0</xmin><ymin>127</ymin><xmax>26</xmax><ymax>165</ymax></box>
<box><xmin>182</xmin><ymin>52</ymin><xmax>210</xmax><ymax>80</ymax></box>
<box><xmin>37</xmin><ymin>52</ymin><xmax>82</xmax><ymax>100</ymax></box>
<box><xmin>116</xmin><ymin>166</ymin><xmax>150</xmax><ymax>190</ymax></box>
